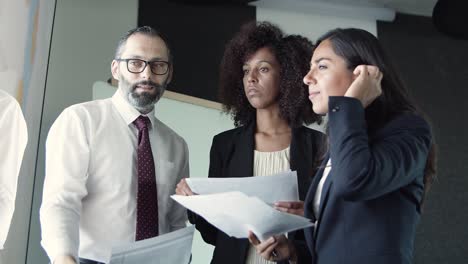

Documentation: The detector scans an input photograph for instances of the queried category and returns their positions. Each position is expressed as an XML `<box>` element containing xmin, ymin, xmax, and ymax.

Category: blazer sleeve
<box><xmin>188</xmin><ymin>135</ymin><xmax>222</xmax><ymax>245</ymax></box>
<box><xmin>327</xmin><ymin>96</ymin><xmax>432</xmax><ymax>201</ymax></box>
<box><xmin>291</xmin><ymin>230</ymin><xmax>314</xmax><ymax>264</ymax></box>
<box><xmin>287</xmin><ymin>127</ymin><xmax>321</xmax><ymax>264</ymax></box>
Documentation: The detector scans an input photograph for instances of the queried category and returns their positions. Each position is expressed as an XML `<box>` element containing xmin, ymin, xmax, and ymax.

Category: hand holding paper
<box><xmin>171</xmin><ymin>191</ymin><xmax>313</xmax><ymax>241</ymax></box>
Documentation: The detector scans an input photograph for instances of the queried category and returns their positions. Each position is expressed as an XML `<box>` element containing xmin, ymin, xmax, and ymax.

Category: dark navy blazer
<box><xmin>303</xmin><ymin>97</ymin><xmax>432</xmax><ymax>264</ymax></box>
<box><xmin>189</xmin><ymin>121</ymin><xmax>324</xmax><ymax>264</ymax></box>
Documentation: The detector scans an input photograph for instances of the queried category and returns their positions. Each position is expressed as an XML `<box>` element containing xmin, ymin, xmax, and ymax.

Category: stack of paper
<box><xmin>186</xmin><ymin>170</ymin><xmax>299</xmax><ymax>204</ymax></box>
<box><xmin>108</xmin><ymin>225</ymin><xmax>194</xmax><ymax>264</ymax></box>
<box><xmin>172</xmin><ymin>191</ymin><xmax>313</xmax><ymax>241</ymax></box>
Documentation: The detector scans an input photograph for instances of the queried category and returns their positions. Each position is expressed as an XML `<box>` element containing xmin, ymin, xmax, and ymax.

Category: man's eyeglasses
<box><xmin>116</xmin><ymin>58</ymin><xmax>170</xmax><ymax>75</ymax></box>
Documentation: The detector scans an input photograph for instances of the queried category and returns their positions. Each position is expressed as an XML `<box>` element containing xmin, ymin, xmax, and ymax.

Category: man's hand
<box><xmin>175</xmin><ymin>178</ymin><xmax>196</xmax><ymax>196</ymax></box>
<box><xmin>53</xmin><ymin>255</ymin><xmax>76</xmax><ymax>264</ymax></box>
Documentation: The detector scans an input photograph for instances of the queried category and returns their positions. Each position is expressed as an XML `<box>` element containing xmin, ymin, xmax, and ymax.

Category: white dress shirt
<box><xmin>0</xmin><ymin>89</ymin><xmax>28</xmax><ymax>250</ymax></box>
<box><xmin>246</xmin><ymin>147</ymin><xmax>291</xmax><ymax>264</ymax></box>
<box><xmin>313</xmin><ymin>159</ymin><xmax>332</xmax><ymax>220</ymax></box>
<box><xmin>40</xmin><ymin>90</ymin><xmax>189</xmax><ymax>263</ymax></box>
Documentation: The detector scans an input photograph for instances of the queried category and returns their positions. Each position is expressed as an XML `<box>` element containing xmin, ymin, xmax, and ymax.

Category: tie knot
<box><xmin>133</xmin><ymin>115</ymin><xmax>151</xmax><ymax>131</ymax></box>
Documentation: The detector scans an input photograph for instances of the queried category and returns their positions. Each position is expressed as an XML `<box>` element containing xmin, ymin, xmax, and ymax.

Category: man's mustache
<box><xmin>131</xmin><ymin>80</ymin><xmax>160</xmax><ymax>90</ymax></box>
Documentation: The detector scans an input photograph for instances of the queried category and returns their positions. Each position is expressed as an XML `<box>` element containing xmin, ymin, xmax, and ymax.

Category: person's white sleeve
<box><xmin>40</xmin><ymin>107</ymin><xmax>89</xmax><ymax>262</ymax></box>
<box><xmin>0</xmin><ymin>98</ymin><xmax>27</xmax><ymax>249</ymax></box>
<box><xmin>169</xmin><ymin>140</ymin><xmax>189</xmax><ymax>231</ymax></box>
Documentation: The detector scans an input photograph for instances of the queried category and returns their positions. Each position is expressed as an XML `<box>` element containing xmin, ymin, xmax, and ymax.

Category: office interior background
<box><xmin>0</xmin><ymin>0</ymin><xmax>466</xmax><ymax>263</ymax></box>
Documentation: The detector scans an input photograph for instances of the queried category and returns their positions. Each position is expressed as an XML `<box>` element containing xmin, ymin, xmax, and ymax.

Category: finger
<box><xmin>248</xmin><ymin>231</ymin><xmax>260</xmax><ymax>246</ymax></box>
<box><xmin>175</xmin><ymin>183</ymin><xmax>184</xmax><ymax>195</ymax></box>
<box><xmin>276</xmin><ymin>201</ymin><xmax>303</xmax><ymax>209</ymax></box>
<box><xmin>363</xmin><ymin>65</ymin><xmax>370</xmax><ymax>76</ymax></box>
<box><xmin>184</xmin><ymin>187</ymin><xmax>194</xmax><ymax>196</ymax></box>
<box><xmin>264</xmin><ymin>241</ymin><xmax>279</xmax><ymax>257</ymax></box>
<box><xmin>274</xmin><ymin>205</ymin><xmax>304</xmax><ymax>215</ymax></box>
<box><xmin>259</xmin><ymin>240</ymin><xmax>280</xmax><ymax>260</ymax></box>
<box><xmin>367</xmin><ymin>65</ymin><xmax>379</xmax><ymax>77</ymax></box>
<box><xmin>274</xmin><ymin>206</ymin><xmax>289</xmax><ymax>213</ymax></box>
<box><xmin>274</xmin><ymin>201</ymin><xmax>292</xmax><ymax>208</ymax></box>
<box><xmin>366</xmin><ymin>65</ymin><xmax>380</xmax><ymax>79</ymax></box>
<box><xmin>354</xmin><ymin>66</ymin><xmax>369</xmax><ymax>83</ymax></box>
<box><xmin>353</xmin><ymin>65</ymin><xmax>365</xmax><ymax>75</ymax></box>
<box><xmin>256</xmin><ymin>237</ymin><xmax>276</xmax><ymax>254</ymax></box>
<box><xmin>274</xmin><ymin>201</ymin><xmax>289</xmax><ymax>208</ymax></box>
<box><xmin>175</xmin><ymin>184</ymin><xmax>185</xmax><ymax>195</ymax></box>
<box><xmin>179</xmin><ymin>178</ymin><xmax>194</xmax><ymax>195</ymax></box>
<box><xmin>290</xmin><ymin>201</ymin><xmax>303</xmax><ymax>209</ymax></box>
<box><xmin>377</xmin><ymin>71</ymin><xmax>384</xmax><ymax>83</ymax></box>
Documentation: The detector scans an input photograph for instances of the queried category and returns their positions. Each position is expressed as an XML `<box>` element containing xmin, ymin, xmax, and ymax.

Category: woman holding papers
<box><xmin>249</xmin><ymin>28</ymin><xmax>437</xmax><ymax>264</ymax></box>
<box><xmin>176</xmin><ymin>21</ymin><xmax>324</xmax><ymax>264</ymax></box>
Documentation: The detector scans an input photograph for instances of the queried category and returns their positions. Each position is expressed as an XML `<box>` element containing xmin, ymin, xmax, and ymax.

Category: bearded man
<box><xmin>40</xmin><ymin>26</ymin><xmax>189</xmax><ymax>264</ymax></box>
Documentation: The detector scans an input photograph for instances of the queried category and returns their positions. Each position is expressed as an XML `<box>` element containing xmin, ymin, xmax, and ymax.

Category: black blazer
<box><xmin>189</xmin><ymin>121</ymin><xmax>324</xmax><ymax>264</ymax></box>
<box><xmin>303</xmin><ymin>97</ymin><xmax>432</xmax><ymax>264</ymax></box>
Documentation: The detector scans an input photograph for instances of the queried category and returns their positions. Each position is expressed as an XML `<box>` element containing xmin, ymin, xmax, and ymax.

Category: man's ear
<box><xmin>111</xmin><ymin>60</ymin><xmax>120</xmax><ymax>81</ymax></box>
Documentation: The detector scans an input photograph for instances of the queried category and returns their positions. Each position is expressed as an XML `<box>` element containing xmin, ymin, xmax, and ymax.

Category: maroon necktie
<box><xmin>133</xmin><ymin>115</ymin><xmax>159</xmax><ymax>240</ymax></box>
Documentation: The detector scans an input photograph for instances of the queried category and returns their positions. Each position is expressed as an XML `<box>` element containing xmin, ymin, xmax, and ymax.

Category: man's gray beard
<box><xmin>121</xmin><ymin>79</ymin><xmax>167</xmax><ymax>113</ymax></box>
<box><xmin>127</xmin><ymin>89</ymin><xmax>163</xmax><ymax>113</ymax></box>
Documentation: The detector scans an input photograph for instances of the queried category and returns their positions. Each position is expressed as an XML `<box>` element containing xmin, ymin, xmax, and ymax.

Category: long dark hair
<box><xmin>317</xmin><ymin>28</ymin><xmax>437</xmax><ymax>208</ymax></box>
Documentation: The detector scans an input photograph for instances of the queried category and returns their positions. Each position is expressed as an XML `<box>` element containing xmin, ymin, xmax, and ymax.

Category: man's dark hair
<box><xmin>114</xmin><ymin>26</ymin><xmax>173</xmax><ymax>63</ymax></box>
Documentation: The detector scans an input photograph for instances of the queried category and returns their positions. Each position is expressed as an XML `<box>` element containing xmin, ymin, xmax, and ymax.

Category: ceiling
<box><xmin>275</xmin><ymin>0</ymin><xmax>439</xmax><ymax>17</ymax></box>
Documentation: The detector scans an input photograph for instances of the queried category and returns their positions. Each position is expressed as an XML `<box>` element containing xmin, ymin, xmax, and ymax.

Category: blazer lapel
<box><xmin>304</xmin><ymin>155</ymin><xmax>328</xmax><ymax>221</ymax></box>
<box><xmin>317</xmin><ymin>169</ymin><xmax>333</xmax><ymax>223</ymax></box>
<box><xmin>304</xmin><ymin>155</ymin><xmax>328</xmax><ymax>253</ymax></box>
<box><xmin>224</xmin><ymin>122</ymin><xmax>255</xmax><ymax>261</ymax></box>
<box><xmin>228</xmin><ymin>122</ymin><xmax>255</xmax><ymax>178</ymax></box>
<box><xmin>290</xmin><ymin>127</ymin><xmax>314</xmax><ymax>199</ymax></box>
<box><xmin>313</xmin><ymin>158</ymin><xmax>333</xmax><ymax>245</ymax></box>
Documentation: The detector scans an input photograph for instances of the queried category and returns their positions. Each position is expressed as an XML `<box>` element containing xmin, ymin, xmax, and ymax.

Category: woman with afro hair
<box><xmin>176</xmin><ymin>21</ymin><xmax>324</xmax><ymax>264</ymax></box>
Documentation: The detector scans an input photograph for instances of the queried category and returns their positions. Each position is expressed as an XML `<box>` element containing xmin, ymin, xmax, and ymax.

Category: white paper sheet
<box><xmin>108</xmin><ymin>225</ymin><xmax>195</xmax><ymax>264</ymax></box>
<box><xmin>172</xmin><ymin>192</ymin><xmax>313</xmax><ymax>241</ymax></box>
<box><xmin>186</xmin><ymin>170</ymin><xmax>299</xmax><ymax>204</ymax></box>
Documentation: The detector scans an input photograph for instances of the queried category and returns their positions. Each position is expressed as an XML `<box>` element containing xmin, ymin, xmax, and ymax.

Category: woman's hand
<box><xmin>274</xmin><ymin>201</ymin><xmax>304</xmax><ymax>216</ymax></box>
<box><xmin>175</xmin><ymin>178</ymin><xmax>196</xmax><ymax>196</ymax></box>
<box><xmin>248</xmin><ymin>231</ymin><xmax>297</xmax><ymax>262</ymax></box>
<box><xmin>345</xmin><ymin>65</ymin><xmax>383</xmax><ymax>108</ymax></box>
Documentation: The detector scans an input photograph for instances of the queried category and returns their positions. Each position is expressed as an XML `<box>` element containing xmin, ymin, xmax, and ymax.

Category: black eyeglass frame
<box><xmin>115</xmin><ymin>58</ymin><xmax>170</xmax><ymax>75</ymax></box>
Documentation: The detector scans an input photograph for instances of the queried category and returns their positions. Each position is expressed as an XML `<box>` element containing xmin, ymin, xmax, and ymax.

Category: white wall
<box><xmin>258</xmin><ymin>8</ymin><xmax>376</xmax><ymax>39</ymax></box>
<box><xmin>255</xmin><ymin>1</ymin><xmax>379</xmax><ymax>40</ymax></box>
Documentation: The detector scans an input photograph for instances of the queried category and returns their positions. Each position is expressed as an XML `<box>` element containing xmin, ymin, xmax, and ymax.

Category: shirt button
<box><xmin>331</xmin><ymin>106</ymin><xmax>340</xmax><ymax>112</ymax></box>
